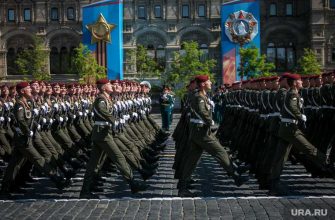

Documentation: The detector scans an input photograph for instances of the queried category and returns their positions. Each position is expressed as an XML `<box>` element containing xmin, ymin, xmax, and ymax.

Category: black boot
<box><xmin>50</xmin><ymin>174</ymin><xmax>72</xmax><ymax>190</ymax></box>
<box><xmin>80</xmin><ymin>191</ymin><xmax>99</xmax><ymax>199</ymax></box>
<box><xmin>140</xmin><ymin>160</ymin><xmax>158</xmax><ymax>170</ymax></box>
<box><xmin>231</xmin><ymin>172</ymin><xmax>249</xmax><ymax>187</ymax></box>
<box><xmin>129</xmin><ymin>179</ymin><xmax>149</xmax><ymax>193</ymax></box>
<box><xmin>268</xmin><ymin>181</ymin><xmax>289</xmax><ymax>196</ymax></box>
<box><xmin>177</xmin><ymin>180</ymin><xmax>196</xmax><ymax>197</ymax></box>
<box><xmin>139</xmin><ymin>169</ymin><xmax>155</xmax><ymax>181</ymax></box>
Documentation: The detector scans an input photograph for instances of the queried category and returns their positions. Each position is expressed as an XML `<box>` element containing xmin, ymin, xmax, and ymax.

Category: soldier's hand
<box><xmin>211</xmin><ymin>124</ymin><xmax>219</xmax><ymax>133</ymax></box>
<box><xmin>301</xmin><ymin>114</ymin><xmax>307</xmax><ymax>122</ymax></box>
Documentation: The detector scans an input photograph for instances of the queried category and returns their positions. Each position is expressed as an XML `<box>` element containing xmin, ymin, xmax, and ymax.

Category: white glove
<box><xmin>53</xmin><ymin>103</ymin><xmax>59</xmax><ymax>111</ymax></box>
<box><xmin>91</xmin><ymin>112</ymin><xmax>94</xmax><ymax>117</ymax></box>
<box><xmin>212</xmin><ymin>120</ymin><xmax>215</xmax><ymax>126</ymax></box>
<box><xmin>65</xmin><ymin>101</ymin><xmax>71</xmax><ymax>108</ymax></box>
<box><xmin>49</xmin><ymin>119</ymin><xmax>54</xmax><ymax>124</ymax></box>
<box><xmin>59</xmin><ymin>117</ymin><xmax>64</xmax><ymax>122</ymax></box>
<box><xmin>301</xmin><ymin>114</ymin><xmax>307</xmax><ymax>122</ymax></box>
<box><xmin>65</xmin><ymin>117</ymin><xmax>68</xmax><ymax>121</ymax></box>
<box><xmin>9</xmin><ymin>102</ymin><xmax>14</xmax><ymax>107</ymax></box>
<box><xmin>85</xmin><ymin>109</ymin><xmax>89</xmax><ymax>113</ymax></box>
<box><xmin>4</xmin><ymin>103</ymin><xmax>9</xmax><ymax>110</ymax></box>
<box><xmin>41</xmin><ymin>105</ymin><xmax>47</xmax><ymax>113</ymax></box>
<box><xmin>114</xmin><ymin>121</ymin><xmax>119</xmax><ymax>126</ymax></box>
<box><xmin>74</xmin><ymin>102</ymin><xmax>79</xmax><ymax>108</ymax></box>
<box><xmin>78</xmin><ymin>112</ymin><xmax>83</xmax><ymax>116</ymax></box>
<box><xmin>0</xmin><ymin>117</ymin><xmax>4</xmax><ymax>122</ymax></box>
<box><xmin>29</xmin><ymin>131</ymin><xmax>34</xmax><ymax>137</ymax></box>
<box><xmin>42</xmin><ymin>118</ymin><xmax>47</xmax><ymax>124</ymax></box>
<box><xmin>37</xmin><ymin>124</ymin><xmax>41</xmax><ymax>131</ymax></box>
<box><xmin>33</xmin><ymin>108</ymin><xmax>39</xmax><ymax>116</ymax></box>
<box><xmin>7</xmin><ymin>117</ymin><xmax>11</xmax><ymax>122</ymax></box>
<box><xmin>73</xmin><ymin>115</ymin><xmax>76</xmax><ymax>119</ymax></box>
<box><xmin>84</xmin><ymin>112</ymin><xmax>87</xmax><ymax>117</ymax></box>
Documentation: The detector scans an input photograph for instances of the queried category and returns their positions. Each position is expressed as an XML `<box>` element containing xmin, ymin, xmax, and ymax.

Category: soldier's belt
<box><xmin>260</xmin><ymin>114</ymin><xmax>268</xmax><ymax>118</ymax></box>
<box><xmin>268</xmin><ymin>112</ymin><xmax>281</xmax><ymax>117</ymax></box>
<box><xmin>190</xmin><ymin>118</ymin><xmax>205</xmax><ymax>124</ymax></box>
<box><xmin>280</xmin><ymin>118</ymin><xmax>298</xmax><ymax>124</ymax></box>
<box><xmin>304</xmin><ymin>105</ymin><xmax>312</xmax><ymax>109</ymax></box>
<box><xmin>321</xmin><ymin>105</ymin><xmax>335</xmax><ymax>109</ymax></box>
<box><xmin>94</xmin><ymin>121</ymin><xmax>110</xmax><ymax>126</ymax></box>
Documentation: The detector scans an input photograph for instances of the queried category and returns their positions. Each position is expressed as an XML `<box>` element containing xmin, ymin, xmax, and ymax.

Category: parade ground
<box><xmin>0</xmin><ymin>114</ymin><xmax>334</xmax><ymax>219</ymax></box>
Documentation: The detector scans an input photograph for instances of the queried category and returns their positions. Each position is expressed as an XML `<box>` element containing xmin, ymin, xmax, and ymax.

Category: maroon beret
<box><xmin>195</xmin><ymin>75</ymin><xmax>209</xmax><ymax>83</ymax></box>
<box><xmin>96</xmin><ymin>78</ymin><xmax>110</xmax><ymax>85</ymax></box>
<box><xmin>110</xmin><ymin>80</ymin><xmax>119</xmax><ymax>84</ymax></box>
<box><xmin>16</xmin><ymin>82</ymin><xmax>30</xmax><ymax>91</ymax></box>
<box><xmin>287</xmin><ymin>73</ymin><xmax>301</xmax><ymax>80</ymax></box>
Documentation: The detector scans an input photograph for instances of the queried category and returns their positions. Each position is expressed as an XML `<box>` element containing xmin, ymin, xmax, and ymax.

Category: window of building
<box><xmin>182</xmin><ymin>4</ymin><xmax>189</xmax><ymax>18</ymax></box>
<box><xmin>331</xmin><ymin>0</ymin><xmax>335</xmax><ymax>8</ymax></box>
<box><xmin>269</xmin><ymin>3</ymin><xmax>277</xmax><ymax>16</ymax></box>
<box><xmin>24</xmin><ymin>8</ymin><xmax>31</xmax><ymax>21</ymax></box>
<box><xmin>198</xmin><ymin>4</ymin><xmax>206</xmax><ymax>17</ymax></box>
<box><xmin>138</xmin><ymin>6</ymin><xmax>146</xmax><ymax>19</ymax></box>
<box><xmin>332</xmin><ymin>48</ymin><xmax>335</xmax><ymax>62</ymax></box>
<box><xmin>200</xmin><ymin>44</ymin><xmax>209</xmax><ymax>61</ymax></box>
<box><xmin>286</xmin><ymin>3</ymin><xmax>293</xmax><ymax>16</ymax></box>
<box><xmin>154</xmin><ymin>5</ymin><xmax>162</xmax><ymax>18</ymax></box>
<box><xmin>8</xmin><ymin>9</ymin><xmax>15</xmax><ymax>22</ymax></box>
<box><xmin>51</xmin><ymin>7</ymin><xmax>59</xmax><ymax>21</ymax></box>
<box><xmin>266</xmin><ymin>42</ymin><xmax>296</xmax><ymax>71</ymax></box>
<box><xmin>67</xmin><ymin>7</ymin><xmax>75</xmax><ymax>20</ymax></box>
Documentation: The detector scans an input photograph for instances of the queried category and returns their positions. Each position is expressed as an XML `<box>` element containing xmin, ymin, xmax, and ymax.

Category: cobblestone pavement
<box><xmin>0</xmin><ymin>114</ymin><xmax>335</xmax><ymax>219</ymax></box>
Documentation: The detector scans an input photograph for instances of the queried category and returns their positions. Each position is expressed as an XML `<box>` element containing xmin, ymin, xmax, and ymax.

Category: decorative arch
<box><xmin>47</xmin><ymin>30</ymin><xmax>80</xmax><ymax>75</ymax></box>
<box><xmin>133</xmin><ymin>28</ymin><xmax>169</xmax><ymax>47</ymax></box>
<box><xmin>263</xmin><ymin>25</ymin><xmax>304</xmax><ymax>71</ymax></box>
<box><xmin>47</xmin><ymin>29</ymin><xmax>80</xmax><ymax>51</ymax></box>
<box><xmin>2</xmin><ymin>30</ymin><xmax>36</xmax><ymax>49</ymax></box>
<box><xmin>175</xmin><ymin>26</ymin><xmax>214</xmax><ymax>46</ymax></box>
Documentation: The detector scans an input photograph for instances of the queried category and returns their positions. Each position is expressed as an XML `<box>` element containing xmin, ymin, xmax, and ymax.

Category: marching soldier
<box><xmin>80</xmin><ymin>79</ymin><xmax>148</xmax><ymax>199</ymax></box>
<box><xmin>177</xmin><ymin>75</ymin><xmax>249</xmax><ymax>197</ymax></box>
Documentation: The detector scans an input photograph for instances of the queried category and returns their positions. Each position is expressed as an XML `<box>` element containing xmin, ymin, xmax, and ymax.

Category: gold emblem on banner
<box><xmin>86</xmin><ymin>14</ymin><xmax>116</xmax><ymax>44</ymax></box>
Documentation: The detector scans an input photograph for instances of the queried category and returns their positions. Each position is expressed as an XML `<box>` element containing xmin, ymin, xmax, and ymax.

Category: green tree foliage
<box><xmin>15</xmin><ymin>36</ymin><xmax>50</xmax><ymax>80</ymax></box>
<box><xmin>133</xmin><ymin>45</ymin><xmax>163</xmax><ymax>80</ymax></box>
<box><xmin>239</xmin><ymin>46</ymin><xmax>275</xmax><ymax>79</ymax></box>
<box><xmin>165</xmin><ymin>41</ymin><xmax>216</xmax><ymax>98</ymax></box>
<box><xmin>296</xmin><ymin>48</ymin><xmax>322</xmax><ymax>75</ymax></box>
<box><xmin>70</xmin><ymin>43</ymin><xmax>106</xmax><ymax>84</ymax></box>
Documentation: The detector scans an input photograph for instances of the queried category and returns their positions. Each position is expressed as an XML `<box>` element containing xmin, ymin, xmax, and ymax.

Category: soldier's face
<box><xmin>296</xmin><ymin>79</ymin><xmax>303</xmax><ymax>89</ymax></box>
<box><xmin>40</xmin><ymin>84</ymin><xmax>46</xmax><ymax>93</ymax></box>
<box><xmin>53</xmin><ymin>85</ymin><xmax>61</xmax><ymax>94</ymax></box>
<box><xmin>204</xmin><ymin>80</ymin><xmax>212</xmax><ymax>90</ymax></box>
<box><xmin>31</xmin><ymin>83</ymin><xmax>40</xmax><ymax>93</ymax></box>
<box><xmin>46</xmin><ymin>85</ymin><xmax>52</xmax><ymax>95</ymax></box>
<box><xmin>1</xmin><ymin>87</ymin><xmax>9</xmax><ymax>96</ymax></box>
<box><xmin>22</xmin><ymin>86</ymin><xmax>32</xmax><ymax>98</ymax></box>
<box><xmin>61</xmin><ymin>87</ymin><xmax>67</xmax><ymax>95</ymax></box>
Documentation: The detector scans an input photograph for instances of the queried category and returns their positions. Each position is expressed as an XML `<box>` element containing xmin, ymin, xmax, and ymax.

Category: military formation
<box><xmin>0</xmin><ymin>79</ymin><xmax>169</xmax><ymax>199</ymax></box>
<box><xmin>216</xmin><ymin>71</ymin><xmax>335</xmax><ymax>195</ymax></box>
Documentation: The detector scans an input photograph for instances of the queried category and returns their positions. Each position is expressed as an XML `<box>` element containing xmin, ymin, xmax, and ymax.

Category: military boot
<box><xmin>129</xmin><ymin>179</ymin><xmax>149</xmax><ymax>194</ymax></box>
<box><xmin>231</xmin><ymin>172</ymin><xmax>249</xmax><ymax>187</ymax></box>
<box><xmin>139</xmin><ymin>168</ymin><xmax>155</xmax><ymax>181</ymax></box>
<box><xmin>268</xmin><ymin>180</ymin><xmax>289</xmax><ymax>196</ymax></box>
<box><xmin>50</xmin><ymin>174</ymin><xmax>72</xmax><ymax>190</ymax></box>
<box><xmin>177</xmin><ymin>180</ymin><xmax>197</xmax><ymax>197</ymax></box>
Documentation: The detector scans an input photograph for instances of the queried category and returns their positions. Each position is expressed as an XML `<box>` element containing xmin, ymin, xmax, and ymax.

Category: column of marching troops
<box><xmin>173</xmin><ymin>72</ymin><xmax>335</xmax><ymax>197</ymax></box>
<box><xmin>215</xmin><ymin>71</ymin><xmax>335</xmax><ymax>196</ymax></box>
<box><xmin>0</xmin><ymin>79</ymin><xmax>169</xmax><ymax>199</ymax></box>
